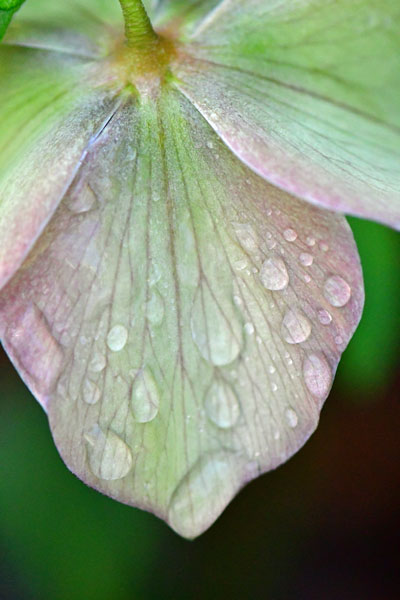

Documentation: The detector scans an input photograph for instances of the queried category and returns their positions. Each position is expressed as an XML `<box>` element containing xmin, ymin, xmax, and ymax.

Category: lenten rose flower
<box><xmin>0</xmin><ymin>0</ymin><xmax>398</xmax><ymax>539</ymax></box>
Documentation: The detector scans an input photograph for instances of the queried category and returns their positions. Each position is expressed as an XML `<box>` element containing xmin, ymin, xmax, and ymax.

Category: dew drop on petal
<box><xmin>131</xmin><ymin>369</ymin><xmax>159</xmax><ymax>423</ymax></box>
<box><xmin>299</xmin><ymin>252</ymin><xmax>313</xmax><ymax>267</ymax></box>
<box><xmin>283</xmin><ymin>228</ymin><xmax>298</xmax><ymax>242</ymax></box>
<box><xmin>244</xmin><ymin>322</ymin><xmax>255</xmax><ymax>335</ymax></box>
<box><xmin>285</xmin><ymin>407</ymin><xmax>298</xmax><ymax>428</ymax></box>
<box><xmin>259</xmin><ymin>257</ymin><xmax>289</xmax><ymax>291</ymax></box>
<box><xmin>324</xmin><ymin>275</ymin><xmax>351</xmax><ymax>307</ymax></box>
<box><xmin>147</xmin><ymin>290</ymin><xmax>165</xmax><ymax>325</ymax></box>
<box><xmin>67</xmin><ymin>184</ymin><xmax>96</xmax><ymax>214</ymax></box>
<box><xmin>83</xmin><ymin>379</ymin><xmax>101</xmax><ymax>405</ymax></box>
<box><xmin>317</xmin><ymin>309</ymin><xmax>332</xmax><ymax>325</ymax></box>
<box><xmin>306</xmin><ymin>236</ymin><xmax>316</xmax><ymax>247</ymax></box>
<box><xmin>303</xmin><ymin>353</ymin><xmax>332</xmax><ymax>399</ymax></box>
<box><xmin>107</xmin><ymin>324</ymin><xmax>128</xmax><ymax>352</ymax></box>
<box><xmin>85</xmin><ymin>424</ymin><xmax>133</xmax><ymax>481</ymax></box>
<box><xmin>89</xmin><ymin>352</ymin><xmax>106</xmax><ymax>373</ymax></box>
<box><xmin>232</xmin><ymin>222</ymin><xmax>258</xmax><ymax>253</ymax></box>
<box><xmin>281</xmin><ymin>308</ymin><xmax>312</xmax><ymax>344</ymax></box>
<box><xmin>204</xmin><ymin>380</ymin><xmax>240</xmax><ymax>428</ymax></box>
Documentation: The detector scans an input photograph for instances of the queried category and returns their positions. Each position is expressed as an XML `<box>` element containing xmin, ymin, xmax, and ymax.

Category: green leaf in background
<box><xmin>0</xmin><ymin>0</ymin><xmax>26</xmax><ymax>40</ymax></box>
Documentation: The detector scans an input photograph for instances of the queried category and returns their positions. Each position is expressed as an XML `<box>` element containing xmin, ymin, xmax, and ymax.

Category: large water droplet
<box><xmin>83</xmin><ymin>379</ymin><xmax>101</xmax><ymax>405</ymax></box>
<box><xmin>323</xmin><ymin>275</ymin><xmax>351</xmax><ymax>307</ymax></box>
<box><xmin>204</xmin><ymin>380</ymin><xmax>240</xmax><ymax>428</ymax></box>
<box><xmin>168</xmin><ymin>452</ymin><xmax>245</xmax><ymax>539</ymax></box>
<box><xmin>191</xmin><ymin>288</ymin><xmax>242</xmax><ymax>366</ymax></box>
<box><xmin>303</xmin><ymin>353</ymin><xmax>332</xmax><ymax>399</ymax></box>
<box><xmin>299</xmin><ymin>252</ymin><xmax>313</xmax><ymax>267</ymax></box>
<box><xmin>259</xmin><ymin>257</ymin><xmax>289</xmax><ymax>291</ymax></box>
<box><xmin>85</xmin><ymin>424</ymin><xmax>132</xmax><ymax>480</ymax></box>
<box><xmin>131</xmin><ymin>369</ymin><xmax>159</xmax><ymax>423</ymax></box>
<box><xmin>6</xmin><ymin>304</ymin><xmax>63</xmax><ymax>396</ymax></box>
<box><xmin>107</xmin><ymin>324</ymin><xmax>128</xmax><ymax>352</ymax></box>
<box><xmin>281</xmin><ymin>308</ymin><xmax>311</xmax><ymax>344</ymax></box>
<box><xmin>147</xmin><ymin>290</ymin><xmax>164</xmax><ymax>325</ymax></box>
<box><xmin>285</xmin><ymin>407</ymin><xmax>298</xmax><ymax>428</ymax></box>
<box><xmin>67</xmin><ymin>184</ymin><xmax>96</xmax><ymax>214</ymax></box>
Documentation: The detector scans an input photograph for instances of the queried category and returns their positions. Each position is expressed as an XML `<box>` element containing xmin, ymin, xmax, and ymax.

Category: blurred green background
<box><xmin>0</xmin><ymin>218</ymin><xmax>399</xmax><ymax>600</ymax></box>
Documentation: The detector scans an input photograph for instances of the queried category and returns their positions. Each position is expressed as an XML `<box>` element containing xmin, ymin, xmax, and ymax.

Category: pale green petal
<box><xmin>172</xmin><ymin>0</ymin><xmax>400</xmax><ymax>228</ymax></box>
<box><xmin>0</xmin><ymin>46</ymin><xmax>120</xmax><ymax>288</ymax></box>
<box><xmin>0</xmin><ymin>86</ymin><xmax>363</xmax><ymax>538</ymax></box>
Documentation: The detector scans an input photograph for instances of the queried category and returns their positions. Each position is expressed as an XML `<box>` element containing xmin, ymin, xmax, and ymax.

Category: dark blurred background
<box><xmin>0</xmin><ymin>218</ymin><xmax>399</xmax><ymax>600</ymax></box>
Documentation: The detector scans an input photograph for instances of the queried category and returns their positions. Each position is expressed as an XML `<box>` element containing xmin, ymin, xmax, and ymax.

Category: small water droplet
<box><xmin>234</xmin><ymin>258</ymin><xmax>248</xmax><ymax>271</ymax></box>
<box><xmin>89</xmin><ymin>352</ymin><xmax>106</xmax><ymax>373</ymax></box>
<box><xmin>131</xmin><ymin>369</ymin><xmax>159</xmax><ymax>423</ymax></box>
<box><xmin>281</xmin><ymin>309</ymin><xmax>312</xmax><ymax>344</ymax></box>
<box><xmin>299</xmin><ymin>252</ymin><xmax>313</xmax><ymax>266</ymax></box>
<box><xmin>206</xmin><ymin>140</ymin><xmax>214</xmax><ymax>149</ymax></box>
<box><xmin>268</xmin><ymin>365</ymin><xmax>276</xmax><ymax>374</ymax></box>
<box><xmin>107</xmin><ymin>324</ymin><xmax>128</xmax><ymax>352</ymax></box>
<box><xmin>317</xmin><ymin>309</ymin><xmax>332</xmax><ymax>325</ymax></box>
<box><xmin>259</xmin><ymin>257</ymin><xmax>289</xmax><ymax>291</ymax></box>
<box><xmin>67</xmin><ymin>184</ymin><xmax>96</xmax><ymax>214</ymax></box>
<box><xmin>324</xmin><ymin>275</ymin><xmax>351</xmax><ymax>307</ymax></box>
<box><xmin>272</xmin><ymin>382</ymin><xmax>278</xmax><ymax>392</ymax></box>
<box><xmin>83</xmin><ymin>379</ymin><xmax>101</xmax><ymax>405</ymax></box>
<box><xmin>232</xmin><ymin>222</ymin><xmax>258</xmax><ymax>253</ymax></box>
<box><xmin>306</xmin><ymin>236</ymin><xmax>316</xmax><ymax>247</ymax></box>
<box><xmin>283</xmin><ymin>228</ymin><xmax>298</xmax><ymax>242</ymax></box>
<box><xmin>304</xmin><ymin>274</ymin><xmax>311</xmax><ymax>283</ymax></box>
<box><xmin>244</xmin><ymin>322</ymin><xmax>255</xmax><ymax>335</ymax></box>
<box><xmin>147</xmin><ymin>290</ymin><xmax>164</xmax><ymax>325</ymax></box>
<box><xmin>285</xmin><ymin>407</ymin><xmax>298</xmax><ymax>428</ymax></box>
<box><xmin>319</xmin><ymin>242</ymin><xmax>329</xmax><ymax>252</ymax></box>
<box><xmin>274</xmin><ymin>430</ymin><xmax>281</xmax><ymax>440</ymax></box>
<box><xmin>303</xmin><ymin>353</ymin><xmax>332</xmax><ymax>399</ymax></box>
<box><xmin>204</xmin><ymin>380</ymin><xmax>240</xmax><ymax>428</ymax></box>
<box><xmin>85</xmin><ymin>424</ymin><xmax>132</xmax><ymax>480</ymax></box>
<box><xmin>335</xmin><ymin>335</ymin><xmax>344</xmax><ymax>346</ymax></box>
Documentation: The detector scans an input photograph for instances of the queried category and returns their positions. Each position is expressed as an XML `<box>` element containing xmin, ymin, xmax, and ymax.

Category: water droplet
<box><xmin>6</xmin><ymin>304</ymin><xmax>63</xmax><ymax>395</ymax></box>
<box><xmin>85</xmin><ymin>424</ymin><xmax>132</xmax><ymax>480</ymax></box>
<box><xmin>191</xmin><ymin>288</ymin><xmax>243</xmax><ymax>366</ymax></box>
<box><xmin>232</xmin><ymin>222</ymin><xmax>258</xmax><ymax>253</ymax></box>
<box><xmin>272</xmin><ymin>382</ymin><xmax>278</xmax><ymax>392</ymax></box>
<box><xmin>319</xmin><ymin>242</ymin><xmax>329</xmax><ymax>252</ymax></box>
<box><xmin>259</xmin><ymin>257</ymin><xmax>289</xmax><ymax>291</ymax></box>
<box><xmin>281</xmin><ymin>308</ymin><xmax>311</xmax><ymax>344</ymax></box>
<box><xmin>107</xmin><ymin>324</ymin><xmax>128</xmax><ymax>352</ymax></box>
<box><xmin>131</xmin><ymin>369</ymin><xmax>159</xmax><ymax>423</ymax></box>
<box><xmin>324</xmin><ymin>275</ymin><xmax>351</xmax><ymax>307</ymax></box>
<box><xmin>83</xmin><ymin>379</ymin><xmax>101</xmax><ymax>405</ymax></box>
<box><xmin>303</xmin><ymin>353</ymin><xmax>332</xmax><ymax>399</ymax></box>
<box><xmin>268</xmin><ymin>365</ymin><xmax>276</xmax><ymax>374</ymax></box>
<box><xmin>204</xmin><ymin>380</ymin><xmax>240</xmax><ymax>428</ymax></box>
<box><xmin>147</xmin><ymin>290</ymin><xmax>164</xmax><ymax>325</ymax></box>
<box><xmin>335</xmin><ymin>335</ymin><xmax>344</xmax><ymax>346</ymax></box>
<box><xmin>299</xmin><ymin>252</ymin><xmax>313</xmax><ymax>266</ymax></box>
<box><xmin>274</xmin><ymin>430</ymin><xmax>281</xmax><ymax>440</ymax></box>
<box><xmin>283</xmin><ymin>228</ymin><xmax>298</xmax><ymax>242</ymax></box>
<box><xmin>206</xmin><ymin>140</ymin><xmax>214</xmax><ymax>149</ymax></box>
<box><xmin>304</xmin><ymin>274</ymin><xmax>311</xmax><ymax>283</ymax></box>
<box><xmin>168</xmin><ymin>452</ymin><xmax>244</xmax><ymax>538</ymax></box>
<box><xmin>89</xmin><ymin>352</ymin><xmax>106</xmax><ymax>373</ymax></box>
<box><xmin>67</xmin><ymin>184</ymin><xmax>96</xmax><ymax>214</ymax></box>
<box><xmin>285</xmin><ymin>407</ymin><xmax>298</xmax><ymax>428</ymax></box>
<box><xmin>244</xmin><ymin>322</ymin><xmax>255</xmax><ymax>335</ymax></box>
<box><xmin>234</xmin><ymin>258</ymin><xmax>248</xmax><ymax>271</ymax></box>
<box><xmin>317</xmin><ymin>309</ymin><xmax>332</xmax><ymax>325</ymax></box>
<box><xmin>306</xmin><ymin>236</ymin><xmax>316</xmax><ymax>247</ymax></box>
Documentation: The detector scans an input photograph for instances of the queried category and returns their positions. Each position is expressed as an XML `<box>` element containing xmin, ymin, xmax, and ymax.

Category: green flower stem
<box><xmin>118</xmin><ymin>0</ymin><xmax>158</xmax><ymax>49</ymax></box>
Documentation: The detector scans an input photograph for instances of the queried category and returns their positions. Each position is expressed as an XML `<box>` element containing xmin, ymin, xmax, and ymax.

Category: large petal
<box><xmin>0</xmin><ymin>45</ymin><xmax>120</xmax><ymax>289</ymax></box>
<box><xmin>171</xmin><ymin>0</ymin><xmax>400</xmax><ymax>228</ymax></box>
<box><xmin>0</xmin><ymin>86</ymin><xmax>363</xmax><ymax>538</ymax></box>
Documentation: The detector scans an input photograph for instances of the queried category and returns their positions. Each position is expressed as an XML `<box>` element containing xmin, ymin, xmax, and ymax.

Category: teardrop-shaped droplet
<box><xmin>303</xmin><ymin>353</ymin><xmax>332</xmax><ymax>399</ymax></box>
<box><xmin>323</xmin><ymin>275</ymin><xmax>351</xmax><ymax>307</ymax></box>
<box><xmin>85</xmin><ymin>424</ymin><xmax>133</xmax><ymax>481</ymax></box>
<box><xmin>67</xmin><ymin>184</ymin><xmax>96</xmax><ymax>214</ymax></box>
<box><xmin>146</xmin><ymin>290</ymin><xmax>165</xmax><ymax>325</ymax></box>
<box><xmin>259</xmin><ymin>257</ymin><xmax>289</xmax><ymax>291</ymax></box>
<box><xmin>5</xmin><ymin>304</ymin><xmax>63</xmax><ymax>396</ymax></box>
<box><xmin>131</xmin><ymin>369</ymin><xmax>159</xmax><ymax>423</ymax></box>
<box><xmin>191</xmin><ymin>288</ymin><xmax>243</xmax><ymax>366</ymax></box>
<box><xmin>83</xmin><ymin>379</ymin><xmax>101</xmax><ymax>405</ymax></box>
<box><xmin>317</xmin><ymin>308</ymin><xmax>332</xmax><ymax>325</ymax></box>
<box><xmin>204</xmin><ymin>380</ymin><xmax>240</xmax><ymax>428</ymax></box>
<box><xmin>232</xmin><ymin>222</ymin><xmax>258</xmax><ymax>253</ymax></box>
<box><xmin>281</xmin><ymin>308</ymin><xmax>311</xmax><ymax>344</ymax></box>
<box><xmin>168</xmin><ymin>452</ymin><xmax>245</xmax><ymax>538</ymax></box>
<box><xmin>107</xmin><ymin>324</ymin><xmax>128</xmax><ymax>352</ymax></box>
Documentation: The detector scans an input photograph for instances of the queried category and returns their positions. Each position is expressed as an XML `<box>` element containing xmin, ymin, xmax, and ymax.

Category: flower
<box><xmin>0</xmin><ymin>0</ymin><xmax>398</xmax><ymax>539</ymax></box>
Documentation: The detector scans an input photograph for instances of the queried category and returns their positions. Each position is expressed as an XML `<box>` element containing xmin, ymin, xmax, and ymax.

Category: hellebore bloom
<box><xmin>0</xmin><ymin>0</ymin><xmax>399</xmax><ymax>539</ymax></box>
